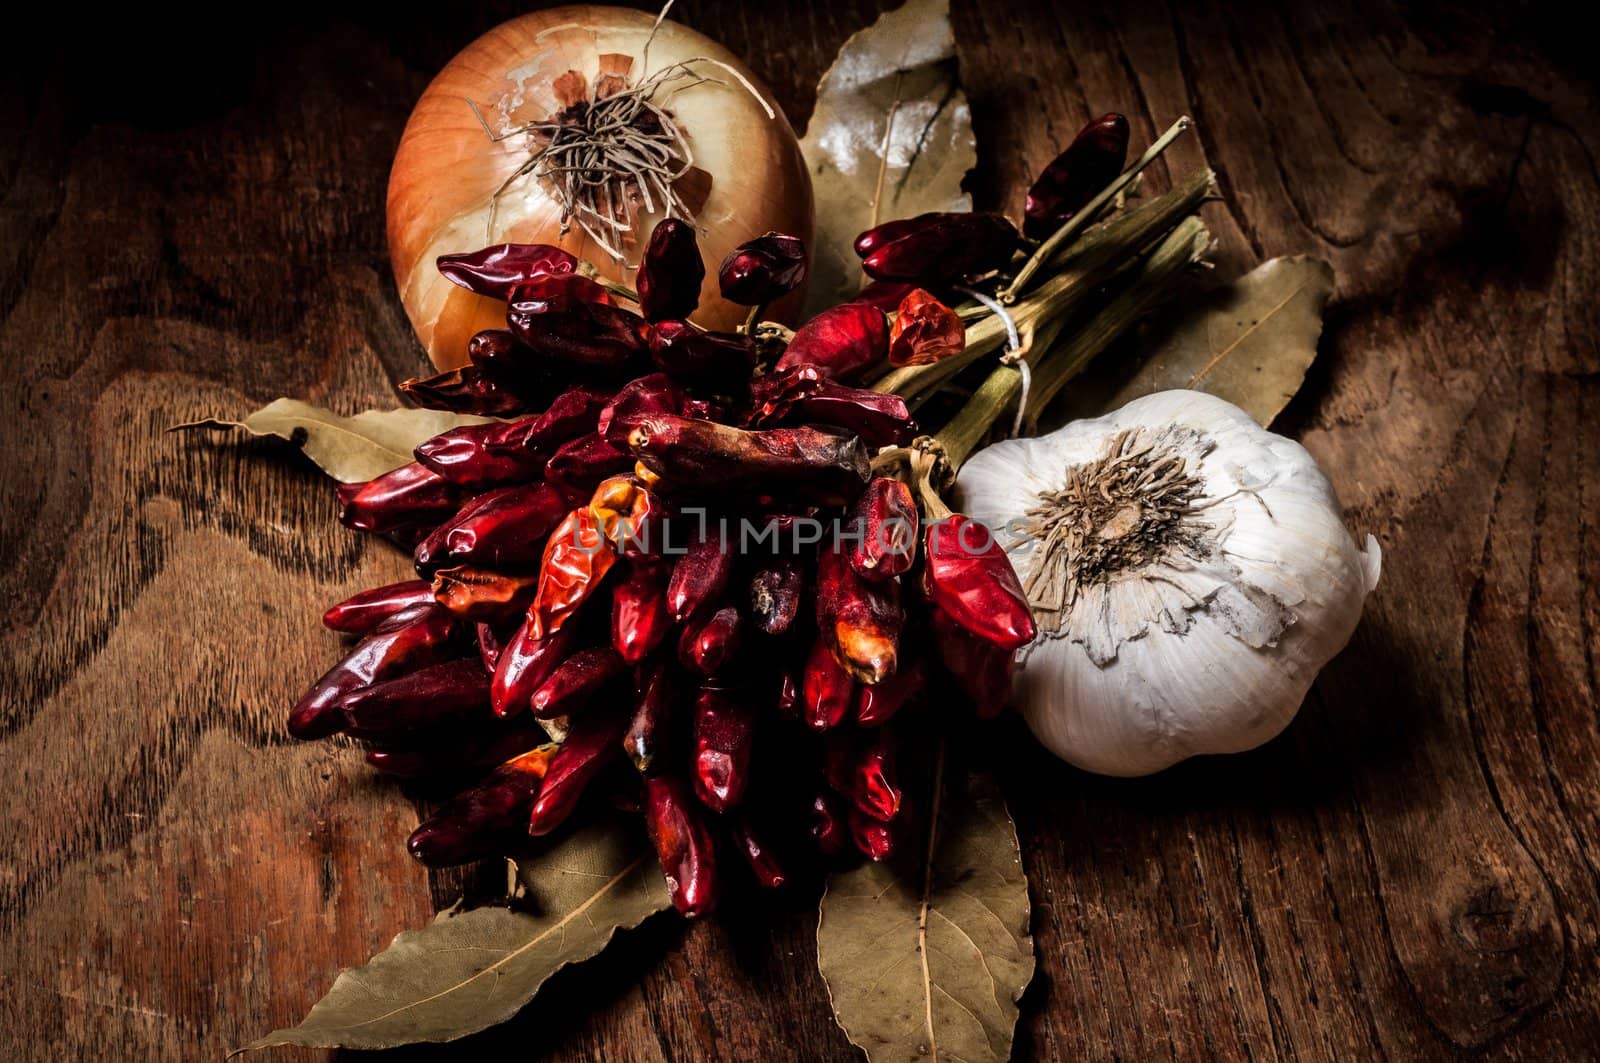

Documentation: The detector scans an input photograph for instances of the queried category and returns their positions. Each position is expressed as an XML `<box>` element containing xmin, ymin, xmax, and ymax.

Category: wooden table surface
<box><xmin>3</xmin><ymin>0</ymin><xmax>1596</xmax><ymax>1058</ymax></box>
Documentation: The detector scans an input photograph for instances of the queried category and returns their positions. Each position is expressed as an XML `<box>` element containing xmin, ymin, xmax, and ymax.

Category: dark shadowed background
<box><xmin>2</xmin><ymin>0</ymin><xmax>1597</xmax><ymax>1058</ymax></box>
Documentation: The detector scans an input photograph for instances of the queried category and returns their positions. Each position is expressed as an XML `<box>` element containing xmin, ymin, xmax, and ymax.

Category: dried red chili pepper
<box><xmin>921</xmin><ymin>515</ymin><xmax>1036</xmax><ymax>652</ymax></box>
<box><xmin>730</xmin><ymin>813</ymin><xmax>787</xmax><ymax>889</ymax></box>
<box><xmin>407</xmin><ymin>746</ymin><xmax>558</xmax><ymax>867</ymax></box>
<box><xmin>365</xmin><ymin>717</ymin><xmax>547</xmax><ymax>780</ymax></box>
<box><xmin>529</xmin><ymin>646</ymin><xmax>625</xmax><ymax>718</ymax></box>
<box><xmin>666</xmin><ymin>525</ymin><xmax>733</xmax><ymax>621</ymax></box>
<box><xmin>436</xmin><ymin>243</ymin><xmax>577</xmax><ymax>299</ymax></box>
<box><xmin>476</xmin><ymin>621</ymin><xmax>507</xmax><ymax>671</ymax></box>
<box><xmin>826</xmin><ymin>727</ymin><xmax>901</xmax><ymax>822</ymax></box>
<box><xmin>718</xmin><ymin>232</ymin><xmax>807</xmax><ymax>305</ymax></box>
<box><xmin>929</xmin><ymin>609</ymin><xmax>1013</xmax><ymax>718</ymax></box>
<box><xmin>527</xmin><ymin>704</ymin><xmax>629</xmax><ymax>835</ymax></box>
<box><xmin>322</xmin><ymin>580</ymin><xmax>434</xmax><ymax>635</ymax></box>
<box><xmin>888</xmin><ymin>288</ymin><xmax>965</xmax><ymax>367</ymax></box>
<box><xmin>589</xmin><ymin>474</ymin><xmax>666</xmax><ymax>556</ymax></box>
<box><xmin>340</xmin><ymin>658</ymin><xmax>492</xmax><ymax>738</ymax></box>
<box><xmin>415</xmin><ymin>386</ymin><xmax>611</xmax><ymax>489</ymax></box>
<box><xmin>816</xmin><ymin>546</ymin><xmax>903</xmax><ymax>684</ymax></box>
<box><xmin>691</xmin><ymin>683</ymin><xmax>754</xmax><ymax>811</ymax></box>
<box><xmin>855</xmin><ymin>656</ymin><xmax>924</xmax><ymax>727</ymax></box>
<box><xmin>400</xmin><ymin>365</ymin><xmax>532</xmax><ymax>416</ymax></box>
<box><xmin>745</xmin><ymin>365</ymin><xmax>916</xmax><ymax>448</ymax></box>
<box><xmin>644</xmin><ymin>774</ymin><xmax>719</xmax><ymax>916</ymax></box>
<box><xmin>289</xmin><ymin>603</ymin><xmax>460</xmax><ymax>739</ymax></box>
<box><xmin>1023</xmin><ymin>112</ymin><xmax>1130</xmax><ymax>239</ymax></box>
<box><xmin>748</xmin><ymin>560</ymin><xmax>803</xmax><ymax>635</ymax></box>
<box><xmin>774</xmin><ymin>303</ymin><xmax>888</xmax><ymax>382</ymax></box>
<box><xmin>776</xmin><ymin>668</ymin><xmax>800</xmax><ymax>717</ymax></box>
<box><xmin>414</xmin><ymin>482</ymin><xmax>569</xmax><ymax>571</ymax></box>
<box><xmin>648</xmin><ymin>321</ymin><xmax>757</xmax><ymax>385</ymax></box>
<box><xmin>529</xmin><ymin>506</ymin><xmax>617</xmax><ymax>638</ymax></box>
<box><xmin>491</xmin><ymin>617</ymin><xmax>578</xmax><ymax>717</ymax></box>
<box><xmin>678</xmin><ymin>606</ymin><xmax>742</xmax><ymax>676</ymax></box>
<box><xmin>853</xmin><ymin>219</ymin><xmax>922</xmax><ymax>259</ymax></box>
<box><xmin>802</xmin><ymin>636</ymin><xmax>854</xmax><ymax>732</ymax></box>
<box><xmin>431</xmin><ymin>566</ymin><xmax>541</xmax><ymax>624</ymax></box>
<box><xmin>610</xmin><ymin>559</ymin><xmax>673</xmax><ymax>664</ymax></box>
<box><xmin>628</xmin><ymin>416</ymin><xmax>870</xmax><ymax>506</ymax></box>
<box><xmin>636</xmin><ymin>218</ymin><xmax>704</xmax><ymax>322</ymax></box>
<box><xmin>809</xmin><ymin>790</ymin><xmax>851</xmax><ymax>857</ymax></box>
<box><xmin>625</xmin><ymin>659</ymin><xmax>675</xmax><ymax>773</ymax></box>
<box><xmin>464</xmin><ymin>328</ymin><xmax>545</xmax><ymax>389</ymax></box>
<box><xmin>849</xmin><ymin>279</ymin><xmax>919</xmax><ymax>312</ymax></box>
<box><xmin>857</xmin><ymin>212</ymin><xmax>1019</xmax><ymax>284</ymax></box>
<box><xmin>508</xmin><ymin>294</ymin><xmax>649</xmax><ymax>374</ymax></box>
<box><xmin>848</xmin><ymin>806</ymin><xmax>896</xmax><ymax>861</ymax></box>
<box><xmin>596</xmin><ymin>373</ymin><xmax>688</xmax><ymax>444</ymax></box>
<box><xmin>544</xmin><ymin>432</ymin><xmax>635</xmax><ymax>493</ymax></box>
<box><xmin>336</xmin><ymin>462</ymin><xmax>459</xmax><ymax>535</ymax></box>
<box><xmin>507</xmin><ymin>271</ymin><xmax>612</xmax><ymax>312</ymax></box>
<box><xmin>844</xmin><ymin>477</ymin><xmax>918</xmax><ymax>582</ymax></box>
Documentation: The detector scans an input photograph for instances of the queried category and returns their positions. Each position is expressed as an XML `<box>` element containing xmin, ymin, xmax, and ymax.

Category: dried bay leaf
<box><xmin>171</xmin><ymin>398</ymin><xmax>494</xmax><ymax>483</ymax></box>
<box><xmin>817</xmin><ymin>757</ymin><xmax>1034</xmax><ymax>1063</ymax></box>
<box><xmin>1058</xmin><ymin>255</ymin><xmax>1335</xmax><ymax>426</ymax></box>
<box><xmin>798</xmin><ymin>0</ymin><xmax>976</xmax><ymax>315</ymax></box>
<box><xmin>243</xmin><ymin>819</ymin><xmax>669</xmax><ymax>1052</ymax></box>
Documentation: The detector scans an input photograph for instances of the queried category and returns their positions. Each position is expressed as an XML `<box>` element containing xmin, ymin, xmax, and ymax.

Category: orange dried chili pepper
<box><xmin>529</xmin><ymin>507</ymin><xmax>617</xmax><ymax>639</ymax></box>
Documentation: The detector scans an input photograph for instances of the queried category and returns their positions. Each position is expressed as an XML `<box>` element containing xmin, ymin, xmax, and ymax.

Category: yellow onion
<box><xmin>388</xmin><ymin>5</ymin><xmax>814</xmax><ymax>369</ymax></box>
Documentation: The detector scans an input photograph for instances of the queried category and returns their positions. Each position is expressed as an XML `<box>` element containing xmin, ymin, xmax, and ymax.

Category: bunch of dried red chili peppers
<box><xmin>291</xmin><ymin>113</ymin><xmax>1202</xmax><ymax>916</ymax></box>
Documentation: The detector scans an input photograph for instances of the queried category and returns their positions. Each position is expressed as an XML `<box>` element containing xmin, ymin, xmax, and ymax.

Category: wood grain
<box><xmin>2</xmin><ymin>0</ymin><xmax>1596</xmax><ymax>1059</ymax></box>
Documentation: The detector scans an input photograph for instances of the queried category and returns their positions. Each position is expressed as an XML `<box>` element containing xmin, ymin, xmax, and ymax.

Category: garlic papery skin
<box><xmin>954</xmin><ymin>390</ymin><xmax>1381</xmax><ymax>777</ymax></box>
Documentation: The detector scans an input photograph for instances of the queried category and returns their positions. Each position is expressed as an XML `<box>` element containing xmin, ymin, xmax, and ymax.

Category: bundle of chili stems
<box><xmin>291</xmin><ymin>115</ymin><xmax>1212</xmax><ymax>914</ymax></box>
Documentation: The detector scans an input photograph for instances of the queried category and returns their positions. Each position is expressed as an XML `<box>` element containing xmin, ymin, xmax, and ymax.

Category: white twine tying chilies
<box><xmin>956</xmin><ymin>285</ymin><xmax>1030</xmax><ymax>437</ymax></box>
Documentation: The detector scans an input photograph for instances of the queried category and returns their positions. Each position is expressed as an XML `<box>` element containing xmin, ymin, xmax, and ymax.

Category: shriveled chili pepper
<box><xmin>857</xmin><ymin>212</ymin><xmax>1019</xmax><ymax>284</ymax></box>
<box><xmin>666</xmin><ymin>525</ymin><xmax>733</xmax><ymax>621</ymax></box>
<box><xmin>816</xmin><ymin>546</ymin><xmax>903</xmax><ymax>684</ymax></box>
<box><xmin>527</xmin><ymin>704</ymin><xmax>629</xmax><ymax>835</ymax></box>
<box><xmin>921</xmin><ymin>515</ymin><xmax>1036</xmax><ymax>652</ymax></box>
<box><xmin>825</xmin><ymin>727</ymin><xmax>901</xmax><ymax>822</ymax></box>
<box><xmin>476</xmin><ymin>621</ymin><xmax>507</xmax><ymax>671</ymax></box>
<box><xmin>336</xmin><ymin>462</ymin><xmax>459</xmax><ymax>535</ymax></box>
<box><xmin>589</xmin><ymin>474</ymin><xmax>666</xmax><ymax>556</ymax></box>
<box><xmin>507</xmin><ymin>271</ymin><xmax>612</xmax><ymax>311</ymax></box>
<box><xmin>691</xmin><ymin>683</ymin><xmax>754</xmax><ymax>811</ymax></box>
<box><xmin>1023</xmin><ymin>112</ymin><xmax>1130</xmax><ymax>239</ymax></box>
<box><xmin>888</xmin><ymin>288</ymin><xmax>965</xmax><ymax>367</ymax></box>
<box><xmin>464</xmin><ymin>328</ymin><xmax>548</xmax><ymax>393</ymax></box>
<box><xmin>774</xmin><ymin>303</ymin><xmax>888</xmax><ymax>382</ymax></box>
<box><xmin>340</xmin><ymin>658</ymin><xmax>492</xmax><ymax>738</ymax></box>
<box><xmin>809</xmin><ymin>790</ymin><xmax>852</xmax><ymax>857</ymax></box>
<box><xmin>848</xmin><ymin>806</ymin><xmax>896</xmax><ymax>861</ymax></box>
<box><xmin>415</xmin><ymin>386</ymin><xmax>612</xmax><ymax>489</ymax></box>
<box><xmin>625</xmin><ymin>658</ymin><xmax>675</xmax><ymax>773</ymax></box>
<box><xmin>611</xmin><ymin>559</ymin><xmax>673</xmax><ymax>664</ymax></box>
<box><xmin>644</xmin><ymin>774</ymin><xmax>719</xmax><ymax>916</ymax></box>
<box><xmin>718</xmin><ymin>232</ymin><xmax>807</xmax><ymax>305</ymax></box>
<box><xmin>853</xmin><ymin>218</ymin><xmax>922</xmax><ymax>259</ymax></box>
<box><xmin>730</xmin><ymin>812</ymin><xmax>787</xmax><ymax>889</ymax></box>
<box><xmin>636</xmin><ymin>218</ymin><xmax>704</xmax><ymax>321</ymax></box>
<box><xmin>529</xmin><ymin>506</ymin><xmax>617</xmax><ymax>638</ymax></box>
<box><xmin>802</xmin><ymin>636</ymin><xmax>854</xmax><ymax>732</ymax></box>
<box><xmin>289</xmin><ymin>603</ymin><xmax>460</xmax><ymax>739</ymax></box>
<box><xmin>678</xmin><ymin>606</ymin><xmax>741</xmax><ymax>676</ymax></box>
<box><xmin>436</xmin><ymin>243</ymin><xmax>577</xmax><ymax>299</ymax></box>
<box><xmin>648</xmin><ymin>321</ymin><xmax>757</xmax><ymax>385</ymax></box>
<box><xmin>491</xmin><ymin>617</ymin><xmax>578</xmax><ymax>717</ymax></box>
<box><xmin>407</xmin><ymin>746</ymin><xmax>558</xmax><ymax>867</ymax></box>
<box><xmin>849</xmin><ymin>279</ymin><xmax>919</xmax><ymax>312</ymax></box>
<box><xmin>746</xmin><ymin>365</ymin><xmax>916</xmax><ymax>448</ymax></box>
<box><xmin>365</xmin><ymin>717</ymin><xmax>547</xmax><ymax>779</ymax></box>
<box><xmin>414</xmin><ymin>482</ymin><xmax>570</xmax><ymax>571</ymax></box>
<box><xmin>856</xmin><ymin>656</ymin><xmax>924</xmax><ymax>727</ymax></box>
<box><xmin>508</xmin><ymin>294</ymin><xmax>649</xmax><ymax>374</ymax></box>
<box><xmin>400</xmin><ymin>365</ymin><xmax>532</xmax><ymax>416</ymax></box>
<box><xmin>844</xmin><ymin>477</ymin><xmax>918</xmax><ymax>582</ymax></box>
<box><xmin>775</xmin><ymin>668</ymin><xmax>800</xmax><ymax>717</ymax></box>
<box><xmin>748</xmin><ymin>560</ymin><xmax>803</xmax><ymax>635</ymax></box>
<box><xmin>544</xmin><ymin>432</ymin><xmax>634</xmax><ymax>493</ymax></box>
<box><xmin>628</xmin><ymin>416</ymin><xmax>870</xmax><ymax>506</ymax></box>
<box><xmin>431</xmin><ymin>565</ymin><xmax>541</xmax><ymax>624</ymax></box>
<box><xmin>529</xmin><ymin>646</ymin><xmax>625</xmax><ymax>718</ymax></box>
<box><xmin>322</xmin><ymin>580</ymin><xmax>435</xmax><ymax>635</ymax></box>
<box><xmin>929</xmin><ymin>609</ymin><xmax>1013</xmax><ymax>718</ymax></box>
<box><xmin>596</xmin><ymin>373</ymin><xmax>688</xmax><ymax>444</ymax></box>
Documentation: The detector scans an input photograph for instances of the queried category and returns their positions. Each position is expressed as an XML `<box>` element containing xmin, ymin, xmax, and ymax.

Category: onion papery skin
<box><xmin>388</xmin><ymin>6</ymin><xmax>814</xmax><ymax>370</ymax></box>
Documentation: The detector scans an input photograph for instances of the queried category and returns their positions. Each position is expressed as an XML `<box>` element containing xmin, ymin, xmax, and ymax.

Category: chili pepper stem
<box><xmin>1000</xmin><ymin>116</ymin><xmax>1193</xmax><ymax>304</ymax></box>
<box><xmin>740</xmin><ymin>303</ymin><xmax>765</xmax><ymax>334</ymax></box>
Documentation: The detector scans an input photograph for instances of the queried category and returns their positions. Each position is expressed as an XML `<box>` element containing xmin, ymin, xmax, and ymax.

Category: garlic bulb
<box><xmin>954</xmin><ymin>390</ymin><xmax>1381</xmax><ymax>776</ymax></box>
